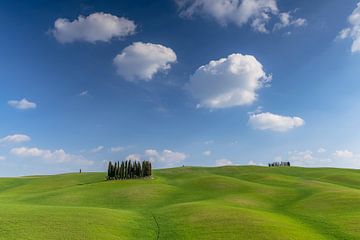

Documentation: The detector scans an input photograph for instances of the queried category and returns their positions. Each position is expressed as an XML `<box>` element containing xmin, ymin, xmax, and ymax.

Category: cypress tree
<box><xmin>107</xmin><ymin>162</ymin><xmax>112</xmax><ymax>180</ymax></box>
<box><xmin>118</xmin><ymin>161</ymin><xmax>121</xmax><ymax>179</ymax></box>
<box><xmin>111</xmin><ymin>162</ymin><xmax>116</xmax><ymax>179</ymax></box>
<box><xmin>149</xmin><ymin>161</ymin><xmax>152</xmax><ymax>176</ymax></box>
<box><xmin>120</xmin><ymin>161</ymin><xmax>124</xmax><ymax>179</ymax></box>
<box><xmin>125</xmin><ymin>160</ymin><xmax>128</xmax><ymax>179</ymax></box>
<box><xmin>142</xmin><ymin>161</ymin><xmax>145</xmax><ymax>177</ymax></box>
<box><xmin>128</xmin><ymin>160</ymin><xmax>132</xmax><ymax>179</ymax></box>
<box><xmin>114</xmin><ymin>162</ymin><xmax>118</xmax><ymax>180</ymax></box>
<box><xmin>137</xmin><ymin>161</ymin><xmax>141</xmax><ymax>177</ymax></box>
<box><xmin>131</xmin><ymin>161</ymin><xmax>134</xmax><ymax>179</ymax></box>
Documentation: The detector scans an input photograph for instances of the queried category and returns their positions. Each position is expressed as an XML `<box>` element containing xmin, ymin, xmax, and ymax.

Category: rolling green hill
<box><xmin>0</xmin><ymin>166</ymin><xmax>359</xmax><ymax>239</ymax></box>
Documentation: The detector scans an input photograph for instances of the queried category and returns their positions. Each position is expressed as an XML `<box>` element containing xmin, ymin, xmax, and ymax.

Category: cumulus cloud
<box><xmin>0</xmin><ymin>156</ymin><xmax>5</xmax><ymax>161</ymax></box>
<box><xmin>215</xmin><ymin>158</ymin><xmax>233</xmax><ymax>166</ymax></box>
<box><xmin>52</xmin><ymin>12</ymin><xmax>136</xmax><ymax>43</ymax></box>
<box><xmin>111</xmin><ymin>146</ymin><xmax>125</xmax><ymax>153</ymax></box>
<box><xmin>11</xmin><ymin>147</ymin><xmax>93</xmax><ymax>165</ymax></box>
<box><xmin>113</xmin><ymin>42</ymin><xmax>177</xmax><ymax>81</ymax></box>
<box><xmin>176</xmin><ymin>0</ymin><xmax>306</xmax><ymax>33</ymax></box>
<box><xmin>249</xmin><ymin>112</ymin><xmax>304</xmax><ymax>132</ymax></box>
<box><xmin>187</xmin><ymin>53</ymin><xmax>271</xmax><ymax>109</ymax></box>
<box><xmin>145</xmin><ymin>149</ymin><xmax>187</xmax><ymax>166</ymax></box>
<box><xmin>0</xmin><ymin>134</ymin><xmax>31</xmax><ymax>144</ymax></box>
<box><xmin>333</xmin><ymin>150</ymin><xmax>354</xmax><ymax>159</ymax></box>
<box><xmin>91</xmin><ymin>146</ymin><xmax>104</xmax><ymax>153</ymax></box>
<box><xmin>338</xmin><ymin>2</ymin><xmax>360</xmax><ymax>53</ymax></box>
<box><xmin>273</xmin><ymin>12</ymin><xmax>307</xmax><ymax>30</ymax></box>
<box><xmin>8</xmin><ymin>98</ymin><xmax>36</xmax><ymax>110</ymax></box>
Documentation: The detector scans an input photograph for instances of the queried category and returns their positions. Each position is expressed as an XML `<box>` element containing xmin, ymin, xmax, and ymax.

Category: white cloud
<box><xmin>91</xmin><ymin>146</ymin><xmax>104</xmax><ymax>153</ymax></box>
<box><xmin>125</xmin><ymin>149</ymin><xmax>187</xmax><ymax>166</ymax></box>
<box><xmin>0</xmin><ymin>156</ymin><xmax>5</xmax><ymax>161</ymax></box>
<box><xmin>215</xmin><ymin>158</ymin><xmax>233</xmax><ymax>166</ymax></box>
<box><xmin>249</xmin><ymin>112</ymin><xmax>304</xmax><ymax>132</ymax></box>
<box><xmin>333</xmin><ymin>150</ymin><xmax>354</xmax><ymax>159</ymax></box>
<box><xmin>52</xmin><ymin>12</ymin><xmax>136</xmax><ymax>43</ymax></box>
<box><xmin>111</xmin><ymin>146</ymin><xmax>125</xmax><ymax>153</ymax></box>
<box><xmin>280</xmin><ymin>150</ymin><xmax>330</xmax><ymax>168</ymax></box>
<box><xmin>11</xmin><ymin>147</ymin><xmax>93</xmax><ymax>165</ymax></box>
<box><xmin>125</xmin><ymin>154</ymin><xmax>141</xmax><ymax>162</ymax></box>
<box><xmin>273</xmin><ymin>12</ymin><xmax>306</xmax><ymax>30</ymax></box>
<box><xmin>338</xmin><ymin>2</ymin><xmax>360</xmax><ymax>53</ymax></box>
<box><xmin>0</xmin><ymin>134</ymin><xmax>31</xmax><ymax>144</ymax></box>
<box><xmin>145</xmin><ymin>149</ymin><xmax>187</xmax><ymax>167</ymax></box>
<box><xmin>277</xmin><ymin>148</ymin><xmax>360</xmax><ymax>169</ymax></box>
<box><xmin>79</xmin><ymin>90</ymin><xmax>89</xmax><ymax>96</ymax></box>
<box><xmin>203</xmin><ymin>150</ymin><xmax>212</xmax><ymax>156</ymax></box>
<box><xmin>8</xmin><ymin>98</ymin><xmax>36</xmax><ymax>110</ymax></box>
<box><xmin>176</xmin><ymin>0</ymin><xmax>306</xmax><ymax>33</ymax></box>
<box><xmin>288</xmin><ymin>150</ymin><xmax>314</xmax><ymax>162</ymax></box>
<box><xmin>248</xmin><ymin>160</ymin><xmax>265</xmax><ymax>166</ymax></box>
<box><xmin>187</xmin><ymin>53</ymin><xmax>271</xmax><ymax>109</ymax></box>
<box><xmin>113</xmin><ymin>42</ymin><xmax>177</xmax><ymax>81</ymax></box>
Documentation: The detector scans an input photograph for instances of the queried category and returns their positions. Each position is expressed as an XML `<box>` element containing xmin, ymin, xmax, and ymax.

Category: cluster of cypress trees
<box><xmin>268</xmin><ymin>161</ymin><xmax>291</xmax><ymax>167</ymax></box>
<box><xmin>107</xmin><ymin>160</ymin><xmax>152</xmax><ymax>180</ymax></box>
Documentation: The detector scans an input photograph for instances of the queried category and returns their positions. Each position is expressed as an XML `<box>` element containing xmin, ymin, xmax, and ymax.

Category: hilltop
<box><xmin>0</xmin><ymin>166</ymin><xmax>359</xmax><ymax>239</ymax></box>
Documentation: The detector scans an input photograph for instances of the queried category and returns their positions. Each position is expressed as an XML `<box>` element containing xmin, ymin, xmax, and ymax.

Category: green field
<box><xmin>0</xmin><ymin>166</ymin><xmax>359</xmax><ymax>239</ymax></box>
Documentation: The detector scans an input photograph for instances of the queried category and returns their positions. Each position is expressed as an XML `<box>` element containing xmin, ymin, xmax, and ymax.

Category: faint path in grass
<box><xmin>152</xmin><ymin>213</ymin><xmax>160</xmax><ymax>240</ymax></box>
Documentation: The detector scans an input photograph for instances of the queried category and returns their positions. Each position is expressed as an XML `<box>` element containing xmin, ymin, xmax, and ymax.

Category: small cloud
<box><xmin>333</xmin><ymin>150</ymin><xmax>354</xmax><ymax>159</ymax></box>
<box><xmin>273</xmin><ymin>12</ymin><xmax>307</xmax><ymax>31</ymax></box>
<box><xmin>8</xmin><ymin>98</ymin><xmax>36</xmax><ymax>110</ymax></box>
<box><xmin>248</xmin><ymin>160</ymin><xmax>265</xmax><ymax>166</ymax></box>
<box><xmin>125</xmin><ymin>154</ymin><xmax>141</xmax><ymax>161</ymax></box>
<box><xmin>145</xmin><ymin>149</ymin><xmax>187</xmax><ymax>167</ymax></box>
<box><xmin>51</xmin><ymin>12</ymin><xmax>136</xmax><ymax>43</ymax></box>
<box><xmin>113</xmin><ymin>42</ymin><xmax>177</xmax><ymax>81</ymax></box>
<box><xmin>11</xmin><ymin>147</ymin><xmax>93</xmax><ymax>165</ymax></box>
<box><xmin>203</xmin><ymin>150</ymin><xmax>211</xmax><ymax>156</ymax></box>
<box><xmin>79</xmin><ymin>90</ymin><xmax>89</xmax><ymax>96</ymax></box>
<box><xmin>111</xmin><ymin>146</ymin><xmax>125</xmax><ymax>153</ymax></box>
<box><xmin>338</xmin><ymin>3</ymin><xmax>360</xmax><ymax>53</ymax></box>
<box><xmin>215</xmin><ymin>158</ymin><xmax>233</xmax><ymax>166</ymax></box>
<box><xmin>249</xmin><ymin>112</ymin><xmax>304</xmax><ymax>132</ymax></box>
<box><xmin>0</xmin><ymin>134</ymin><xmax>31</xmax><ymax>144</ymax></box>
<box><xmin>0</xmin><ymin>156</ymin><xmax>5</xmax><ymax>161</ymax></box>
<box><xmin>91</xmin><ymin>146</ymin><xmax>104</xmax><ymax>153</ymax></box>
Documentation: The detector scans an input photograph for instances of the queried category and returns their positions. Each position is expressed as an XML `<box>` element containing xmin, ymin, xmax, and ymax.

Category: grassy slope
<box><xmin>0</xmin><ymin>166</ymin><xmax>359</xmax><ymax>239</ymax></box>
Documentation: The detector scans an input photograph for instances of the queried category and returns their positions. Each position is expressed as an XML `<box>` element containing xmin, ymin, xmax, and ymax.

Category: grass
<box><xmin>0</xmin><ymin>166</ymin><xmax>359</xmax><ymax>239</ymax></box>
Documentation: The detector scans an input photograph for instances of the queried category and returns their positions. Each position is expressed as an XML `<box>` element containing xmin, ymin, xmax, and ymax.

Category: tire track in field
<box><xmin>152</xmin><ymin>213</ymin><xmax>160</xmax><ymax>240</ymax></box>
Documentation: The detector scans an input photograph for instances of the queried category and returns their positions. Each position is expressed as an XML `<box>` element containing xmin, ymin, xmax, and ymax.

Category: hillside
<box><xmin>0</xmin><ymin>166</ymin><xmax>359</xmax><ymax>239</ymax></box>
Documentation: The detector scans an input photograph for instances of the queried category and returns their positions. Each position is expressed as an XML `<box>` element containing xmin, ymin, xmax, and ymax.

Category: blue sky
<box><xmin>1</xmin><ymin>0</ymin><xmax>360</xmax><ymax>176</ymax></box>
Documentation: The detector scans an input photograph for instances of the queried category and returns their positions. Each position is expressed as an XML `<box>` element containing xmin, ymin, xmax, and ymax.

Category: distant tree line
<box><xmin>107</xmin><ymin>160</ymin><xmax>152</xmax><ymax>180</ymax></box>
<box><xmin>268</xmin><ymin>161</ymin><xmax>291</xmax><ymax>167</ymax></box>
